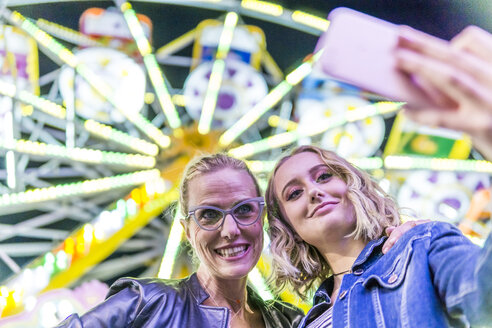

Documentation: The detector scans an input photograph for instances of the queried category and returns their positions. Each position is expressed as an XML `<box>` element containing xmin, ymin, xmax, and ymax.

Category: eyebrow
<box><xmin>279</xmin><ymin>164</ymin><xmax>328</xmax><ymax>197</ymax></box>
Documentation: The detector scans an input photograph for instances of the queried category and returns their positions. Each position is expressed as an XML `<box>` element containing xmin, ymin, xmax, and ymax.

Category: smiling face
<box><xmin>273</xmin><ymin>151</ymin><xmax>356</xmax><ymax>248</ymax></box>
<box><xmin>184</xmin><ymin>168</ymin><xmax>263</xmax><ymax>280</ymax></box>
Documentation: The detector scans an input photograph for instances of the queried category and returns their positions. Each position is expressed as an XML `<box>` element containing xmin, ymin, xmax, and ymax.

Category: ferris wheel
<box><xmin>0</xmin><ymin>1</ymin><xmax>490</xmax><ymax>326</ymax></box>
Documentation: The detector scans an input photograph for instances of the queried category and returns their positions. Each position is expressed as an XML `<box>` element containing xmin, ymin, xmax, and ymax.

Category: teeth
<box><xmin>217</xmin><ymin>245</ymin><xmax>247</xmax><ymax>257</ymax></box>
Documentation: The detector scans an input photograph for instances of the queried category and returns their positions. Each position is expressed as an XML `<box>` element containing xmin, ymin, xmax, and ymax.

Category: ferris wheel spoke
<box><xmin>198</xmin><ymin>11</ymin><xmax>238</xmax><ymax>135</ymax></box>
<box><xmin>116</xmin><ymin>0</ymin><xmax>182</xmax><ymax>132</ymax></box>
<box><xmin>219</xmin><ymin>53</ymin><xmax>319</xmax><ymax>147</ymax></box>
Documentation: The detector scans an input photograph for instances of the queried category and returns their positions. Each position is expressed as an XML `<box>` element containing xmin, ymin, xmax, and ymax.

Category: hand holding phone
<box><xmin>316</xmin><ymin>7</ymin><xmax>445</xmax><ymax>108</ymax></box>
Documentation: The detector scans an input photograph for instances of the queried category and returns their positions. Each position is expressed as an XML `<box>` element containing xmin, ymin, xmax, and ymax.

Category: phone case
<box><xmin>317</xmin><ymin>7</ymin><xmax>436</xmax><ymax>108</ymax></box>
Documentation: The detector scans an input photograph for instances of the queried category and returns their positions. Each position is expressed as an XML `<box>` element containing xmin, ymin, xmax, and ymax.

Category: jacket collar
<box><xmin>313</xmin><ymin>236</ymin><xmax>387</xmax><ymax>305</ymax></box>
<box><xmin>187</xmin><ymin>273</ymin><xmax>210</xmax><ymax>304</ymax></box>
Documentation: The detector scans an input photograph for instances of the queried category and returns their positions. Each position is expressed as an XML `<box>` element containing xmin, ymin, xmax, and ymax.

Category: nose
<box><xmin>220</xmin><ymin>214</ymin><xmax>240</xmax><ymax>240</ymax></box>
<box><xmin>308</xmin><ymin>185</ymin><xmax>324</xmax><ymax>202</ymax></box>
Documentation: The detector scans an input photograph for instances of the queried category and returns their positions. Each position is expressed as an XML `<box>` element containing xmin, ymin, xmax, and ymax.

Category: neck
<box><xmin>196</xmin><ymin>267</ymin><xmax>249</xmax><ymax>311</ymax></box>
<box><xmin>318</xmin><ymin>236</ymin><xmax>367</xmax><ymax>284</ymax></box>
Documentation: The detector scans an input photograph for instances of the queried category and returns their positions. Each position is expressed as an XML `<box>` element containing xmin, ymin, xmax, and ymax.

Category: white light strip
<box><xmin>157</xmin><ymin>206</ymin><xmax>184</xmax><ymax>279</ymax></box>
<box><xmin>198</xmin><ymin>12</ymin><xmax>238</xmax><ymax>135</ymax></box>
<box><xmin>84</xmin><ymin>120</ymin><xmax>159</xmax><ymax>156</ymax></box>
<box><xmin>0</xmin><ymin>139</ymin><xmax>156</xmax><ymax>168</ymax></box>
<box><xmin>0</xmin><ymin>169</ymin><xmax>160</xmax><ymax>209</ymax></box>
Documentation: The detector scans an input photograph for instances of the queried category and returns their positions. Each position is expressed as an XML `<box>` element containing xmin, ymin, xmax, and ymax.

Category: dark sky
<box><xmin>10</xmin><ymin>0</ymin><xmax>492</xmax><ymax>86</ymax></box>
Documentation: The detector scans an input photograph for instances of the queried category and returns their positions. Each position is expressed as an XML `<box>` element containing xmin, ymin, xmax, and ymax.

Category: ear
<box><xmin>180</xmin><ymin>219</ymin><xmax>193</xmax><ymax>246</ymax></box>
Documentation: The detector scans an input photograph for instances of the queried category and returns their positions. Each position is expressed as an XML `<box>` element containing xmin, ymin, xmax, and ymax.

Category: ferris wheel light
<box><xmin>198</xmin><ymin>12</ymin><xmax>238</xmax><ymax>135</ymax></box>
<box><xmin>118</xmin><ymin>0</ymin><xmax>182</xmax><ymax>130</ymax></box>
<box><xmin>220</xmin><ymin>54</ymin><xmax>318</xmax><ymax>146</ymax></box>
<box><xmin>291</xmin><ymin>10</ymin><xmax>330</xmax><ymax>31</ymax></box>
<box><xmin>384</xmin><ymin>155</ymin><xmax>492</xmax><ymax>173</ymax></box>
<box><xmin>0</xmin><ymin>169</ymin><xmax>160</xmax><ymax>210</ymax></box>
<box><xmin>219</xmin><ymin>81</ymin><xmax>292</xmax><ymax>146</ymax></box>
<box><xmin>241</xmin><ymin>0</ymin><xmax>283</xmax><ymax>16</ymax></box>
<box><xmin>158</xmin><ymin>206</ymin><xmax>185</xmax><ymax>279</ymax></box>
<box><xmin>0</xmin><ymin>79</ymin><xmax>16</xmax><ymax>97</ymax></box>
<box><xmin>0</xmin><ymin>139</ymin><xmax>156</xmax><ymax>168</ymax></box>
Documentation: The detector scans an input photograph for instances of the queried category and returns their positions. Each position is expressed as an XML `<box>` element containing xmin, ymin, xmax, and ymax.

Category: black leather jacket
<box><xmin>55</xmin><ymin>273</ymin><xmax>304</xmax><ymax>327</ymax></box>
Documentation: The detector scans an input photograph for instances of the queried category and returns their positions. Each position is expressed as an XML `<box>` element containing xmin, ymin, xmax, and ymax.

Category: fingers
<box><xmin>396</xmin><ymin>48</ymin><xmax>492</xmax><ymax>110</ymax></box>
<box><xmin>397</xmin><ymin>26</ymin><xmax>492</xmax><ymax>89</ymax></box>
<box><xmin>382</xmin><ymin>221</ymin><xmax>419</xmax><ymax>254</ymax></box>
<box><xmin>452</xmin><ymin>26</ymin><xmax>492</xmax><ymax>64</ymax></box>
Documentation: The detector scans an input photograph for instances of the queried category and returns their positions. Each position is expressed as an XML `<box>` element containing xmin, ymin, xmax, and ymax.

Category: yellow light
<box><xmin>241</xmin><ymin>0</ymin><xmax>283</xmax><ymax>16</ymax></box>
<box><xmin>172</xmin><ymin>94</ymin><xmax>186</xmax><ymax>107</ymax></box>
<box><xmin>291</xmin><ymin>10</ymin><xmax>330</xmax><ymax>31</ymax></box>
<box><xmin>267</xmin><ymin>115</ymin><xmax>298</xmax><ymax>131</ymax></box>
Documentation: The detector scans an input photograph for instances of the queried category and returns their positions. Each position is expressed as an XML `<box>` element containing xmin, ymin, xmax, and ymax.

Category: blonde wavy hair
<box><xmin>266</xmin><ymin>145</ymin><xmax>401</xmax><ymax>299</ymax></box>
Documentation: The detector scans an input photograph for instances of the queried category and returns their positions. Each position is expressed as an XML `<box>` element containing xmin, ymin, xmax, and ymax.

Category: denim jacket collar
<box><xmin>313</xmin><ymin>236</ymin><xmax>387</xmax><ymax>305</ymax></box>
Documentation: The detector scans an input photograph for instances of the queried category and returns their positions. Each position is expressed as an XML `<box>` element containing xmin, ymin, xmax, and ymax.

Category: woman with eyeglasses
<box><xmin>266</xmin><ymin>145</ymin><xmax>492</xmax><ymax>328</ymax></box>
<box><xmin>56</xmin><ymin>153</ymin><xmax>420</xmax><ymax>328</ymax></box>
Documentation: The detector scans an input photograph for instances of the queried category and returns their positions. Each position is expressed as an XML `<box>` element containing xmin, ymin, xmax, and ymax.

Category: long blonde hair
<box><xmin>266</xmin><ymin>145</ymin><xmax>400</xmax><ymax>299</ymax></box>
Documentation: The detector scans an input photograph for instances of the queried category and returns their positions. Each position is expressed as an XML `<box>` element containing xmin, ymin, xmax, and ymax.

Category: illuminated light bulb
<box><xmin>349</xmin><ymin>157</ymin><xmax>383</xmax><ymax>170</ymax></box>
<box><xmin>44</xmin><ymin>253</ymin><xmax>55</xmax><ymax>266</ymax></box>
<box><xmin>64</xmin><ymin>238</ymin><xmax>75</xmax><ymax>256</ymax></box>
<box><xmin>0</xmin><ymin>79</ymin><xmax>17</xmax><ymax>97</ymax></box>
<box><xmin>126</xmin><ymin>198</ymin><xmax>138</xmax><ymax>217</ymax></box>
<box><xmin>55</xmin><ymin>251</ymin><xmax>69</xmax><ymax>270</ymax></box>
<box><xmin>241</xmin><ymin>0</ymin><xmax>283</xmax><ymax>16</ymax></box>
<box><xmin>0</xmin><ymin>286</ymin><xmax>8</xmax><ymax>297</ymax></box>
<box><xmin>83</xmin><ymin>224</ymin><xmax>94</xmax><ymax>244</ymax></box>
<box><xmin>171</xmin><ymin>94</ymin><xmax>185</xmax><ymax>107</ymax></box>
<box><xmin>267</xmin><ymin>115</ymin><xmax>298</xmax><ymax>131</ymax></box>
<box><xmin>131</xmin><ymin>188</ymin><xmax>142</xmax><ymax>205</ymax></box>
<box><xmin>24</xmin><ymin>295</ymin><xmax>37</xmax><ymax>312</ymax></box>
<box><xmin>12</xmin><ymin>290</ymin><xmax>23</xmax><ymax>305</ymax></box>
<box><xmin>246</xmin><ymin>160</ymin><xmax>276</xmax><ymax>173</ymax></box>
<box><xmin>285</xmin><ymin>62</ymin><xmax>313</xmax><ymax>85</ymax></box>
<box><xmin>291</xmin><ymin>10</ymin><xmax>330</xmax><ymax>31</ymax></box>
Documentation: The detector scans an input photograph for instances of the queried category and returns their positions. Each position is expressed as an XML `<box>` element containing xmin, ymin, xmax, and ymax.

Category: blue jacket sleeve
<box><xmin>428</xmin><ymin>222</ymin><xmax>492</xmax><ymax>326</ymax></box>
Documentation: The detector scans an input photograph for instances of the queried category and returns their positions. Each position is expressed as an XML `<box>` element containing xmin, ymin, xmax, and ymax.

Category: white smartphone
<box><xmin>316</xmin><ymin>7</ymin><xmax>443</xmax><ymax>108</ymax></box>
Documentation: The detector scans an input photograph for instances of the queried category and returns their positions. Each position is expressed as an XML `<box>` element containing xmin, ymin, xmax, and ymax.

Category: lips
<box><xmin>309</xmin><ymin>201</ymin><xmax>339</xmax><ymax>217</ymax></box>
<box><xmin>215</xmin><ymin>245</ymin><xmax>249</xmax><ymax>258</ymax></box>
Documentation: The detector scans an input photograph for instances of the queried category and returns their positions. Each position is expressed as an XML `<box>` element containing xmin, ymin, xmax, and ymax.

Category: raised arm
<box><xmin>427</xmin><ymin>222</ymin><xmax>492</xmax><ymax>326</ymax></box>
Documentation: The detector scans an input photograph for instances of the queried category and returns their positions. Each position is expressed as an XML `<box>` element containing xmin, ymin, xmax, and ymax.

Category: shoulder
<box><xmin>107</xmin><ymin>275</ymin><xmax>193</xmax><ymax>300</ymax></box>
<box><xmin>400</xmin><ymin>220</ymin><xmax>465</xmax><ymax>240</ymax></box>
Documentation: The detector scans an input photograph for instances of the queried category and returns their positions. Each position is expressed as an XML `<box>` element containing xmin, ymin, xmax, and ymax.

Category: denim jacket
<box><xmin>56</xmin><ymin>273</ymin><xmax>303</xmax><ymax>328</ymax></box>
<box><xmin>299</xmin><ymin>221</ymin><xmax>492</xmax><ymax>328</ymax></box>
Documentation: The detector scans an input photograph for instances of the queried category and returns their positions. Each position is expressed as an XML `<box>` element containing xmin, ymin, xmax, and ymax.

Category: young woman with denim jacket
<box><xmin>266</xmin><ymin>145</ymin><xmax>492</xmax><ymax>327</ymax></box>
<box><xmin>56</xmin><ymin>153</ymin><xmax>415</xmax><ymax>327</ymax></box>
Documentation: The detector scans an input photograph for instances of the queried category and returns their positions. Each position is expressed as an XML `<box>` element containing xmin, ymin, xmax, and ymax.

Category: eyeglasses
<box><xmin>188</xmin><ymin>197</ymin><xmax>265</xmax><ymax>231</ymax></box>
